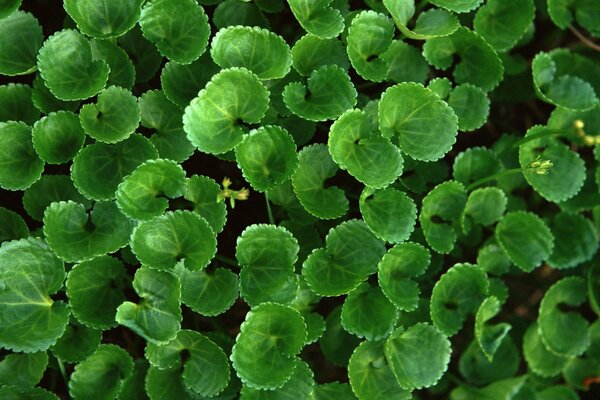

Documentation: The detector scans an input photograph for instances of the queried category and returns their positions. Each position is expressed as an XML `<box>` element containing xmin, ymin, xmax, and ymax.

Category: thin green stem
<box><xmin>265</xmin><ymin>192</ymin><xmax>275</xmax><ymax>225</ymax></box>
<box><xmin>215</xmin><ymin>254</ymin><xmax>238</xmax><ymax>268</ymax></box>
<box><xmin>465</xmin><ymin>168</ymin><xmax>523</xmax><ymax>191</ymax></box>
<box><xmin>498</xmin><ymin>128</ymin><xmax>568</xmax><ymax>156</ymax></box>
<box><xmin>57</xmin><ymin>357</ymin><xmax>68</xmax><ymax>387</ymax></box>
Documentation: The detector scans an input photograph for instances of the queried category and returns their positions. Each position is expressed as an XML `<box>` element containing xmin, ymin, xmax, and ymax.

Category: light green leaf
<box><xmin>183</xmin><ymin>175</ymin><xmax>228</xmax><ymax>234</ymax></box>
<box><xmin>359</xmin><ymin>187</ymin><xmax>416</xmax><ymax>243</ymax></box>
<box><xmin>139</xmin><ymin>0</ymin><xmax>210</xmax><ymax>64</ymax></box>
<box><xmin>329</xmin><ymin>109</ymin><xmax>403</xmax><ymax>189</ymax></box>
<box><xmin>383</xmin><ymin>0</ymin><xmax>459</xmax><ymax>40</ymax></box>
<box><xmin>0</xmin><ymin>11</ymin><xmax>43</xmax><ymax>76</ymax></box>
<box><xmin>0</xmin><ymin>83</ymin><xmax>39</xmax><ymax>125</ymax></box>
<box><xmin>473</xmin><ymin>0</ymin><xmax>535</xmax><ymax>52</ymax></box>
<box><xmin>522</xmin><ymin>321</ymin><xmax>568</xmax><ymax>377</ymax></box>
<box><xmin>0</xmin><ymin>351</ymin><xmax>47</xmax><ymax>387</ymax></box>
<box><xmin>64</xmin><ymin>0</ymin><xmax>143</xmax><ymax>38</ymax></box>
<box><xmin>0</xmin><ymin>207</ymin><xmax>29</xmax><ymax>243</ymax></box>
<box><xmin>37</xmin><ymin>29</ymin><xmax>109</xmax><ymax>100</ymax></box>
<box><xmin>341</xmin><ymin>283</ymin><xmax>398</xmax><ymax>340</ymax></box>
<box><xmin>0</xmin><ymin>238</ymin><xmax>69</xmax><ymax>352</ymax></box>
<box><xmin>495</xmin><ymin>211</ymin><xmax>554</xmax><ymax>272</ymax></box>
<box><xmin>287</xmin><ymin>0</ymin><xmax>344</xmax><ymax>39</ymax></box>
<box><xmin>183</xmin><ymin>67</ymin><xmax>270</xmax><ymax>154</ymax></box>
<box><xmin>379</xmin><ymin>82</ymin><xmax>458</xmax><ymax>161</ymax></box>
<box><xmin>0</xmin><ymin>121</ymin><xmax>44</xmax><ymax>191</ymax></box>
<box><xmin>462</xmin><ymin>187</ymin><xmax>507</xmax><ymax>233</ymax></box>
<box><xmin>66</xmin><ymin>255</ymin><xmax>128</xmax><ymax>329</ymax></box>
<box><xmin>475</xmin><ymin>296</ymin><xmax>511</xmax><ymax>361</ymax></box>
<box><xmin>116</xmin><ymin>267</ymin><xmax>182</xmax><ymax>344</ymax></box>
<box><xmin>302</xmin><ymin>219</ymin><xmax>385</xmax><ymax>296</ymax></box>
<box><xmin>43</xmin><ymin>201</ymin><xmax>134</xmax><ymax>263</ymax></box>
<box><xmin>130</xmin><ymin>210</ymin><xmax>216</xmax><ymax>271</ymax></box>
<box><xmin>429</xmin><ymin>0</ymin><xmax>484</xmax><ymax>13</ymax></box>
<box><xmin>291</xmin><ymin>34</ymin><xmax>349</xmax><ymax>76</ymax></box>
<box><xmin>32</xmin><ymin>111</ymin><xmax>86</xmax><ymax>164</ymax></box>
<box><xmin>240</xmin><ymin>360</ymin><xmax>314</xmax><ymax>400</ymax></box>
<box><xmin>448</xmin><ymin>84</ymin><xmax>490</xmax><ymax>132</ymax></box>
<box><xmin>231</xmin><ymin>303</ymin><xmax>307</xmax><ymax>389</ymax></box>
<box><xmin>211</xmin><ymin>26</ymin><xmax>292</xmax><ymax>79</ymax></box>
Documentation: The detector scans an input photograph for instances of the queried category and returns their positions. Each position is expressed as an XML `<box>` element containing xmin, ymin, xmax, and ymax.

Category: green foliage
<box><xmin>32</xmin><ymin>111</ymin><xmax>86</xmax><ymax>164</ymax></box>
<box><xmin>64</xmin><ymin>0</ymin><xmax>143</xmax><ymax>38</ymax></box>
<box><xmin>0</xmin><ymin>121</ymin><xmax>44</xmax><ymax>190</ymax></box>
<box><xmin>0</xmin><ymin>11</ymin><xmax>42</xmax><ymax>76</ymax></box>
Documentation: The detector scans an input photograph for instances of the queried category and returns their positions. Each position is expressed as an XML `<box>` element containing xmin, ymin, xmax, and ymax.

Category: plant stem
<box><xmin>569</xmin><ymin>26</ymin><xmax>600</xmax><ymax>52</ymax></box>
<box><xmin>465</xmin><ymin>168</ymin><xmax>523</xmax><ymax>191</ymax></box>
<box><xmin>57</xmin><ymin>357</ymin><xmax>68</xmax><ymax>387</ymax></box>
<box><xmin>215</xmin><ymin>254</ymin><xmax>238</xmax><ymax>268</ymax></box>
<box><xmin>265</xmin><ymin>192</ymin><xmax>275</xmax><ymax>225</ymax></box>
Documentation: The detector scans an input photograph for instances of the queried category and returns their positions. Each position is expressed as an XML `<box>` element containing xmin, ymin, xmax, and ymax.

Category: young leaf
<box><xmin>0</xmin><ymin>207</ymin><xmax>29</xmax><ymax>243</ymax></box>
<box><xmin>378</xmin><ymin>82</ymin><xmax>458</xmax><ymax>161</ymax></box>
<box><xmin>287</xmin><ymin>0</ymin><xmax>344</xmax><ymax>39</ymax></box>
<box><xmin>64</xmin><ymin>0</ymin><xmax>143</xmax><ymax>38</ymax></box>
<box><xmin>240</xmin><ymin>360</ymin><xmax>314</xmax><ymax>399</ymax></box>
<box><xmin>341</xmin><ymin>283</ymin><xmax>398</xmax><ymax>340</ymax></box>
<box><xmin>448</xmin><ymin>84</ymin><xmax>490</xmax><ymax>132</ymax></box>
<box><xmin>43</xmin><ymin>201</ymin><xmax>134</xmax><ymax>263</ymax></box>
<box><xmin>160</xmin><ymin>54</ymin><xmax>220</xmax><ymax>109</ymax></box>
<box><xmin>473</xmin><ymin>0</ymin><xmax>535</xmax><ymax>52</ymax></box>
<box><xmin>235</xmin><ymin>125</ymin><xmax>298</xmax><ymax>192</ymax></box>
<box><xmin>377</xmin><ymin>242</ymin><xmax>430</xmax><ymax>311</ymax></box>
<box><xmin>475</xmin><ymin>296</ymin><xmax>511</xmax><ymax>361</ymax></box>
<box><xmin>0</xmin><ymin>351</ymin><xmax>47</xmax><ymax>387</ymax></box>
<box><xmin>0</xmin><ymin>83</ymin><xmax>39</xmax><ymax>125</ymax></box>
<box><xmin>522</xmin><ymin>322</ymin><xmax>568</xmax><ymax>377</ymax></box>
<box><xmin>79</xmin><ymin>86</ymin><xmax>141</xmax><ymax>143</ymax></box>
<box><xmin>291</xmin><ymin>34</ymin><xmax>349</xmax><ymax>76</ymax></box>
<box><xmin>66</xmin><ymin>255</ymin><xmax>128</xmax><ymax>329</ymax></box>
<box><xmin>32</xmin><ymin>111</ymin><xmax>86</xmax><ymax>164</ymax></box>
<box><xmin>116</xmin><ymin>159</ymin><xmax>186</xmax><ymax>220</ymax></box>
<box><xmin>383</xmin><ymin>0</ymin><xmax>459</xmax><ymax>40</ymax></box>
<box><xmin>51</xmin><ymin>321</ymin><xmax>102</xmax><ymax>363</ymax></box>
<box><xmin>547</xmin><ymin>212</ymin><xmax>598</xmax><ymax>269</ymax></box>
<box><xmin>183</xmin><ymin>67</ymin><xmax>270</xmax><ymax>154</ymax></box>
<box><xmin>68</xmin><ymin>344</ymin><xmax>134</xmax><ymax>400</ymax></box>
<box><xmin>0</xmin><ymin>11</ymin><xmax>43</xmax><ymax>76</ymax></box>
<box><xmin>211</xmin><ymin>26</ymin><xmax>292</xmax><ymax>79</ymax></box>
<box><xmin>329</xmin><ymin>109</ymin><xmax>403</xmax><ymax>189</ymax></box>
<box><xmin>0</xmin><ymin>238</ymin><xmax>69</xmax><ymax>352</ymax></box>
<box><xmin>430</xmin><ymin>263</ymin><xmax>489</xmax><ymax>336</ymax></box>
<box><xmin>302</xmin><ymin>219</ymin><xmax>386</xmax><ymax>296</ymax></box>
<box><xmin>130</xmin><ymin>210</ymin><xmax>216</xmax><ymax>271</ymax></box>
<box><xmin>359</xmin><ymin>187</ymin><xmax>417</xmax><ymax>243</ymax></box>
<box><xmin>283</xmin><ymin>65</ymin><xmax>357</xmax><ymax>121</ymax></box>
<box><xmin>0</xmin><ymin>121</ymin><xmax>44</xmax><ymax>191</ymax></box>
<box><xmin>348</xmin><ymin>340</ymin><xmax>411</xmax><ymax>400</ymax></box>
<box><xmin>146</xmin><ymin>329</ymin><xmax>230</xmax><ymax>397</ymax></box>
<box><xmin>231</xmin><ymin>302</ymin><xmax>307</xmax><ymax>389</ymax></box>
<box><xmin>182</xmin><ymin>175</ymin><xmax>228</xmax><ymax>234</ymax></box>
<box><xmin>37</xmin><ymin>29</ymin><xmax>110</xmax><ymax>100</ymax></box>
<box><xmin>495</xmin><ymin>211</ymin><xmax>554</xmax><ymax>272</ymax></box>
<box><xmin>292</xmin><ymin>144</ymin><xmax>349</xmax><ymax>219</ymax></box>
<box><xmin>115</xmin><ymin>267</ymin><xmax>182</xmax><ymax>344</ymax></box>
<box><xmin>71</xmin><ymin>134</ymin><xmax>158</xmax><ymax>201</ymax></box>
<box><xmin>139</xmin><ymin>0</ymin><xmax>210</xmax><ymax>64</ymax></box>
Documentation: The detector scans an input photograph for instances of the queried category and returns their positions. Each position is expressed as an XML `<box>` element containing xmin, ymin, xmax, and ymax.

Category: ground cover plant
<box><xmin>0</xmin><ymin>0</ymin><xmax>599</xmax><ymax>399</ymax></box>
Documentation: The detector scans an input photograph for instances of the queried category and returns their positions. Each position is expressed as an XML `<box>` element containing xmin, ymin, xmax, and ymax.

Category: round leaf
<box><xmin>359</xmin><ymin>187</ymin><xmax>417</xmax><ymax>243</ymax></box>
<box><xmin>548</xmin><ymin>212</ymin><xmax>598</xmax><ymax>269</ymax></box>
<box><xmin>240</xmin><ymin>360</ymin><xmax>314</xmax><ymax>400</ymax></box>
<box><xmin>341</xmin><ymin>283</ymin><xmax>398</xmax><ymax>341</ymax></box>
<box><xmin>51</xmin><ymin>321</ymin><xmax>101</xmax><ymax>363</ymax></box>
<box><xmin>0</xmin><ymin>351</ymin><xmax>47</xmax><ymax>387</ymax></box>
<box><xmin>64</xmin><ymin>0</ymin><xmax>143</xmax><ymax>38</ymax></box>
<box><xmin>23</xmin><ymin>175</ymin><xmax>90</xmax><ymax>221</ymax></box>
<box><xmin>291</xmin><ymin>34</ymin><xmax>349</xmax><ymax>76</ymax></box>
<box><xmin>90</xmin><ymin>39</ymin><xmax>136</xmax><ymax>89</ymax></box>
<box><xmin>319</xmin><ymin>306</ymin><xmax>361</xmax><ymax>367</ymax></box>
<box><xmin>183</xmin><ymin>175</ymin><xmax>228</xmax><ymax>234</ymax></box>
<box><xmin>462</xmin><ymin>187</ymin><xmax>507</xmax><ymax>233</ymax></box>
<box><xmin>0</xmin><ymin>207</ymin><xmax>29</xmax><ymax>243</ymax></box>
<box><xmin>160</xmin><ymin>54</ymin><xmax>220</xmax><ymax>109</ymax></box>
<box><xmin>32</xmin><ymin>111</ymin><xmax>86</xmax><ymax>164</ymax></box>
<box><xmin>0</xmin><ymin>11</ymin><xmax>43</xmax><ymax>76</ymax></box>
<box><xmin>0</xmin><ymin>121</ymin><xmax>44</xmax><ymax>191</ymax></box>
<box><xmin>523</xmin><ymin>321</ymin><xmax>568</xmax><ymax>377</ymax></box>
<box><xmin>31</xmin><ymin>74</ymin><xmax>80</xmax><ymax>115</ymax></box>
<box><xmin>0</xmin><ymin>0</ymin><xmax>20</xmax><ymax>18</ymax></box>
<box><xmin>287</xmin><ymin>0</ymin><xmax>344</xmax><ymax>39</ymax></box>
<box><xmin>0</xmin><ymin>83</ymin><xmax>39</xmax><ymax>125</ymax></box>
<box><xmin>448</xmin><ymin>84</ymin><xmax>490</xmax><ymax>132</ymax></box>
<box><xmin>473</xmin><ymin>0</ymin><xmax>535</xmax><ymax>51</ymax></box>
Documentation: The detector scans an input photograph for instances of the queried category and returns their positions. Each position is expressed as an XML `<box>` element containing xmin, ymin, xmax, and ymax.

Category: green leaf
<box><xmin>523</xmin><ymin>321</ymin><xmax>568</xmax><ymax>377</ymax></box>
<box><xmin>236</xmin><ymin>224</ymin><xmax>299</xmax><ymax>306</ymax></box>
<box><xmin>71</xmin><ymin>134</ymin><xmax>158</xmax><ymax>201</ymax></box>
<box><xmin>532</xmin><ymin>52</ymin><xmax>598</xmax><ymax>111</ymax></box>
<box><xmin>182</xmin><ymin>175</ymin><xmax>228</xmax><ymax>234</ymax></box>
<box><xmin>589</xmin><ymin>263</ymin><xmax>600</xmax><ymax>315</ymax></box>
<box><xmin>68</xmin><ymin>344</ymin><xmax>134</xmax><ymax>400</ymax></box>
<box><xmin>139</xmin><ymin>90</ymin><xmax>194</xmax><ymax>163</ymax></box>
<box><xmin>235</xmin><ymin>126</ymin><xmax>298</xmax><ymax>192</ymax></box>
<box><xmin>430</xmin><ymin>263</ymin><xmax>489</xmax><ymax>336</ymax></box>
<box><xmin>319</xmin><ymin>306</ymin><xmax>361</xmax><ymax>367</ymax></box>
<box><xmin>64</xmin><ymin>0</ymin><xmax>143</xmax><ymax>38</ymax></box>
<box><xmin>329</xmin><ymin>109</ymin><xmax>403</xmax><ymax>189</ymax></box>
<box><xmin>0</xmin><ymin>385</ymin><xmax>59</xmax><ymax>399</ymax></box>
<box><xmin>292</xmin><ymin>144</ymin><xmax>349</xmax><ymax>219</ymax></box>
<box><xmin>0</xmin><ymin>121</ymin><xmax>44</xmax><ymax>191</ymax></box>
<box><xmin>341</xmin><ymin>283</ymin><xmax>398</xmax><ymax>340</ymax></box>
<box><xmin>348</xmin><ymin>340</ymin><xmax>411</xmax><ymax>400</ymax></box>
<box><xmin>116</xmin><ymin>159</ymin><xmax>186</xmax><ymax>220</ymax></box>
<box><xmin>377</xmin><ymin>242</ymin><xmax>430</xmax><ymax>311</ymax></box>
<box><xmin>79</xmin><ymin>86</ymin><xmax>140</xmax><ymax>143</ymax></box>
<box><xmin>0</xmin><ymin>351</ymin><xmax>47</xmax><ymax>387</ymax></box>
<box><xmin>66</xmin><ymin>255</ymin><xmax>128</xmax><ymax>329</ymax></box>
<box><xmin>31</xmin><ymin>74</ymin><xmax>81</xmax><ymax>115</ymax></box>
<box><xmin>383</xmin><ymin>41</ymin><xmax>429</xmax><ymax>84</ymax></box>
<box><xmin>383</xmin><ymin>0</ymin><xmax>459</xmax><ymax>40</ymax></box>
<box><xmin>183</xmin><ymin>67</ymin><xmax>270</xmax><ymax>154</ymax></box>
<box><xmin>214</xmin><ymin>0</ymin><xmax>270</xmax><ymax>29</ymax></box>
<box><xmin>423</xmin><ymin>27</ymin><xmax>504</xmax><ymax>92</ymax></box>
<box><xmin>457</xmin><ymin>342</ymin><xmax>522</xmax><ymax>388</ymax></box>
<box><xmin>0</xmin><ymin>238</ymin><xmax>69</xmax><ymax>352</ymax></box>
<box><xmin>519</xmin><ymin>126</ymin><xmax>586</xmax><ymax>203</ymax></box>
<box><xmin>448</xmin><ymin>84</ymin><xmax>490</xmax><ymax>132</ymax></box>
<box><xmin>379</xmin><ymin>82</ymin><xmax>458</xmax><ymax>161</ymax></box>
<box><xmin>240</xmin><ymin>360</ymin><xmax>314</xmax><ymax>399</ymax></box>
<box><xmin>0</xmin><ymin>83</ymin><xmax>39</xmax><ymax>125</ymax></box>
<box><xmin>462</xmin><ymin>187</ymin><xmax>507</xmax><ymax>233</ymax></box>
<box><xmin>346</xmin><ymin>11</ymin><xmax>394</xmax><ymax>82</ymax></box>
<box><xmin>0</xmin><ymin>11</ymin><xmax>43</xmax><ymax>76</ymax></box>
<box><xmin>419</xmin><ymin>181</ymin><xmax>467</xmax><ymax>253</ymax></box>
<box><xmin>130</xmin><ymin>210</ymin><xmax>216</xmax><ymax>271</ymax></box>
<box><xmin>311</xmin><ymin>382</ymin><xmax>357</xmax><ymax>400</ymax></box>
<box><xmin>283</xmin><ymin>65</ymin><xmax>357</xmax><ymax>121</ymax></box>
<box><xmin>291</xmin><ymin>34</ymin><xmax>349</xmax><ymax>76</ymax></box>
<box><xmin>547</xmin><ymin>0</ymin><xmax>600</xmax><ymax>37</ymax></box>
<box><xmin>175</xmin><ymin>263</ymin><xmax>238</xmax><ymax>316</ymax></box>
<box><xmin>211</xmin><ymin>26</ymin><xmax>291</xmax><ymax>80</ymax></box>
<box><xmin>118</xmin><ymin>25</ymin><xmax>163</xmax><ymax>84</ymax></box>
<box><xmin>90</xmin><ymin>39</ymin><xmax>136</xmax><ymax>89</ymax></box>
<box><xmin>0</xmin><ymin>207</ymin><xmax>29</xmax><ymax>243</ymax></box>
<box><xmin>43</xmin><ymin>201</ymin><xmax>134</xmax><ymax>263</ymax></box>
<box><xmin>359</xmin><ymin>187</ymin><xmax>416</xmax><ymax>243</ymax></box>
<box><xmin>145</xmin><ymin>365</ymin><xmax>206</xmax><ymax>400</ymax></box>
<box><xmin>495</xmin><ymin>211</ymin><xmax>554</xmax><ymax>272</ymax></box>
<box><xmin>548</xmin><ymin>212</ymin><xmax>598</xmax><ymax>269</ymax></box>
<box><xmin>475</xmin><ymin>296</ymin><xmax>511</xmax><ymax>361</ymax></box>
<box><xmin>538</xmin><ymin>276</ymin><xmax>590</xmax><ymax>357</ymax></box>
<box><xmin>118</xmin><ymin>359</ymin><xmax>148</xmax><ymax>400</ymax></box>
<box><xmin>288</xmin><ymin>0</ymin><xmax>344</xmax><ymax>39</ymax></box>
<box><xmin>37</xmin><ymin>29</ymin><xmax>110</xmax><ymax>100</ymax></box>
<box><xmin>537</xmin><ymin>386</ymin><xmax>579</xmax><ymax>400</ymax></box>
<box><xmin>146</xmin><ymin>329</ymin><xmax>230</xmax><ymax>397</ymax></box>
<box><xmin>51</xmin><ymin>321</ymin><xmax>102</xmax><ymax>363</ymax></box>
<box><xmin>32</xmin><ymin>111</ymin><xmax>86</xmax><ymax>164</ymax></box>
<box><xmin>160</xmin><ymin>54</ymin><xmax>220</xmax><ymax>109</ymax></box>
<box><xmin>231</xmin><ymin>302</ymin><xmax>307</xmax><ymax>389</ymax></box>
<box><xmin>140</xmin><ymin>0</ymin><xmax>210</xmax><ymax>64</ymax></box>
<box><xmin>23</xmin><ymin>175</ymin><xmax>90</xmax><ymax>221</ymax></box>
<box><xmin>303</xmin><ymin>220</ymin><xmax>385</xmax><ymax>296</ymax></box>
<box><xmin>429</xmin><ymin>0</ymin><xmax>484</xmax><ymax>13</ymax></box>
<box><xmin>0</xmin><ymin>0</ymin><xmax>20</xmax><ymax>18</ymax></box>
<box><xmin>473</xmin><ymin>0</ymin><xmax>535</xmax><ymax>51</ymax></box>
<box><xmin>477</xmin><ymin>243</ymin><xmax>511</xmax><ymax>276</ymax></box>
<box><xmin>116</xmin><ymin>267</ymin><xmax>182</xmax><ymax>344</ymax></box>
<box><xmin>453</xmin><ymin>147</ymin><xmax>502</xmax><ymax>187</ymax></box>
